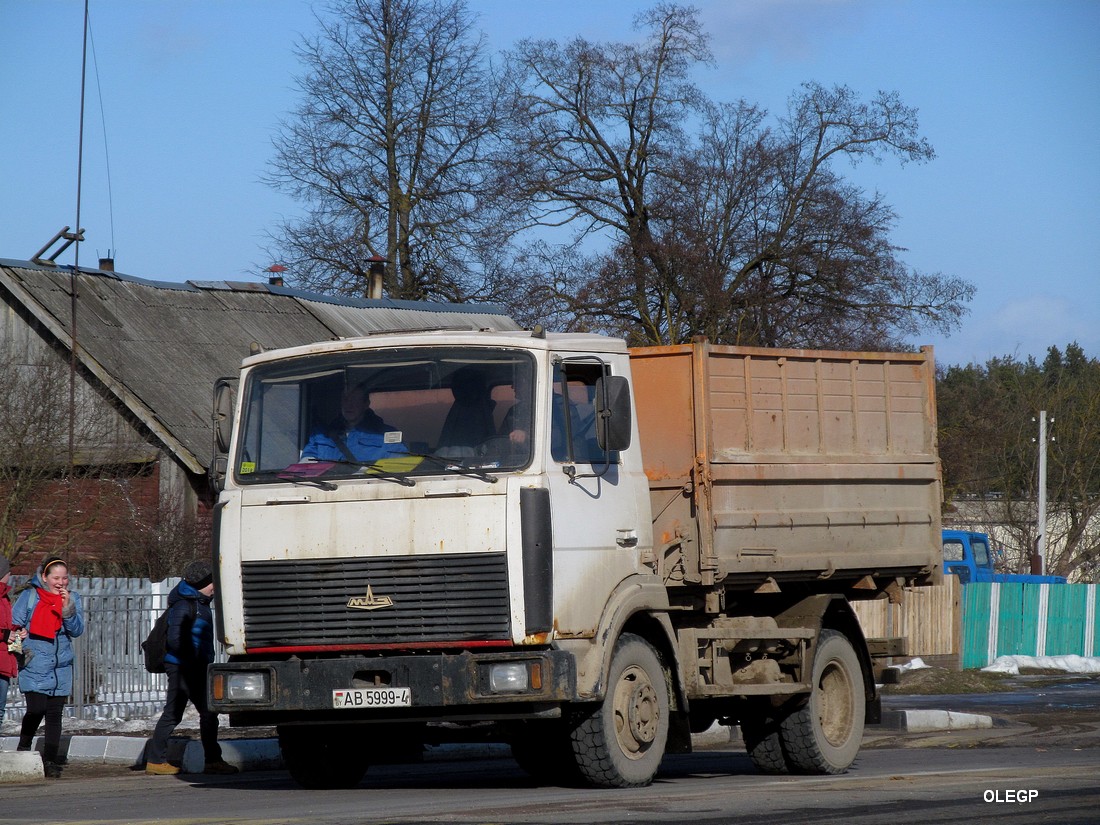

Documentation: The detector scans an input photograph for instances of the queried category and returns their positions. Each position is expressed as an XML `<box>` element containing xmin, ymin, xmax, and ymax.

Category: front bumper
<box><xmin>209</xmin><ymin>648</ymin><xmax>577</xmax><ymax>726</ymax></box>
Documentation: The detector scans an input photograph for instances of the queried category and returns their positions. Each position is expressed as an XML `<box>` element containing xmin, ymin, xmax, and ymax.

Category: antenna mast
<box><xmin>68</xmin><ymin>0</ymin><xmax>91</xmax><ymax>557</ymax></box>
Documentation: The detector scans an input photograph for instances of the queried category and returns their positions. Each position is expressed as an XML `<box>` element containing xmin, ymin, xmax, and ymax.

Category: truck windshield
<box><xmin>234</xmin><ymin>347</ymin><xmax>535</xmax><ymax>483</ymax></box>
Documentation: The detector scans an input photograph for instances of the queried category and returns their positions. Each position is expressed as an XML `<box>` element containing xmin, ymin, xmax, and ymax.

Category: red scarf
<box><xmin>29</xmin><ymin>587</ymin><xmax>64</xmax><ymax>639</ymax></box>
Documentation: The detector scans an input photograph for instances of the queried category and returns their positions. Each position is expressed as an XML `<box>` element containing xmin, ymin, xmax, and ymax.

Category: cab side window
<box><xmin>551</xmin><ymin>362</ymin><xmax>615</xmax><ymax>464</ymax></box>
<box><xmin>942</xmin><ymin>540</ymin><xmax>964</xmax><ymax>562</ymax></box>
<box><xmin>972</xmin><ymin>539</ymin><xmax>991</xmax><ymax>567</ymax></box>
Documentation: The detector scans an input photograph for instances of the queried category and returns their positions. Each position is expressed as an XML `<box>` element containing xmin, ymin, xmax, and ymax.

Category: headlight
<box><xmin>224</xmin><ymin>671</ymin><xmax>269</xmax><ymax>702</ymax></box>
<box><xmin>488</xmin><ymin>662</ymin><xmax>529</xmax><ymax>693</ymax></box>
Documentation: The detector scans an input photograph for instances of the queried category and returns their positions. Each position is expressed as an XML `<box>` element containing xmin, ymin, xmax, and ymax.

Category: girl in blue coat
<box><xmin>11</xmin><ymin>555</ymin><xmax>85</xmax><ymax>778</ymax></box>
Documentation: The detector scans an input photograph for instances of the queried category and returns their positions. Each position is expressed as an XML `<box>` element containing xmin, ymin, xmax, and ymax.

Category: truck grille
<box><xmin>241</xmin><ymin>553</ymin><xmax>510</xmax><ymax>649</ymax></box>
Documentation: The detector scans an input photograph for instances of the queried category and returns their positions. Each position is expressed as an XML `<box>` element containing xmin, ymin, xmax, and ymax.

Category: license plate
<box><xmin>332</xmin><ymin>687</ymin><xmax>412</xmax><ymax>708</ymax></box>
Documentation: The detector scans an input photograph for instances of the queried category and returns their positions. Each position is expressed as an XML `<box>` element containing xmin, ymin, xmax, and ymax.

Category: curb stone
<box><xmin>0</xmin><ymin>751</ymin><xmax>43</xmax><ymax>783</ymax></box>
<box><xmin>875</xmin><ymin>709</ymin><xmax>993</xmax><ymax>732</ymax></box>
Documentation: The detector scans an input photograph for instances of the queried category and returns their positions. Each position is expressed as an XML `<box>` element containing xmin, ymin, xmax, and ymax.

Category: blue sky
<box><xmin>2</xmin><ymin>0</ymin><xmax>1097</xmax><ymax>368</ymax></box>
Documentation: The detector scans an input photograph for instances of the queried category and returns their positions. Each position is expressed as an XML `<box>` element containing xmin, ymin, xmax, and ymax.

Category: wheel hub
<box><xmin>614</xmin><ymin>665</ymin><xmax>660</xmax><ymax>755</ymax></box>
<box><xmin>818</xmin><ymin>660</ymin><xmax>854</xmax><ymax>746</ymax></box>
<box><xmin>628</xmin><ymin>682</ymin><xmax>658</xmax><ymax>743</ymax></box>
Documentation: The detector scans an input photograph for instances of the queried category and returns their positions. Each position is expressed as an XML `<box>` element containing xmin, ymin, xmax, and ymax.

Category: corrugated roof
<box><xmin>0</xmin><ymin>259</ymin><xmax>518</xmax><ymax>474</ymax></box>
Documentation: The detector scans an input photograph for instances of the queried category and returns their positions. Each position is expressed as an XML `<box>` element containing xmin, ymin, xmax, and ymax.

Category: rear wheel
<box><xmin>278</xmin><ymin>725</ymin><xmax>370</xmax><ymax>789</ymax></box>
<box><xmin>570</xmin><ymin>633</ymin><xmax>669</xmax><ymax>788</ymax></box>
<box><xmin>739</xmin><ymin>714</ymin><xmax>788</xmax><ymax>774</ymax></box>
<box><xmin>779</xmin><ymin>630</ymin><xmax>865</xmax><ymax>774</ymax></box>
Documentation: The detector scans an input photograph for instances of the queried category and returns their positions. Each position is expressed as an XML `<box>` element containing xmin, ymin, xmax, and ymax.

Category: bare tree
<box><xmin>666</xmin><ymin>86</ymin><xmax>973</xmax><ymax>349</ymax></box>
<box><xmin>0</xmin><ymin>342</ymin><xmax>203</xmax><ymax>579</ymax></box>
<box><xmin>266</xmin><ymin>2</ymin><xmax>971</xmax><ymax>348</ymax></box>
<box><xmin>93</xmin><ymin>500</ymin><xmax>208</xmax><ymax>582</ymax></box>
<box><xmin>0</xmin><ymin>346</ymin><xmax>116</xmax><ymax>569</ymax></box>
<box><xmin>501</xmin><ymin>3</ymin><xmax>710</xmax><ymax>342</ymax></box>
<box><xmin>265</xmin><ymin>0</ymin><xmax>507</xmax><ymax>302</ymax></box>
<box><xmin>501</xmin><ymin>5</ymin><xmax>972</xmax><ymax>348</ymax></box>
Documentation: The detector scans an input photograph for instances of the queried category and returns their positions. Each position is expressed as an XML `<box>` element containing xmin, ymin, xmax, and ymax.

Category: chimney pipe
<box><xmin>367</xmin><ymin>255</ymin><xmax>386</xmax><ymax>300</ymax></box>
<box><xmin>266</xmin><ymin>263</ymin><xmax>287</xmax><ymax>288</ymax></box>
<box><xmin>98</xmin><ymin>257</ymin><xmax>114</xmax><ymax>272</ymax></box>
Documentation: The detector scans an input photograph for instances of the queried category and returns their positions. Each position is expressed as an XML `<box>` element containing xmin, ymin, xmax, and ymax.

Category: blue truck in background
<box><xmin>942</xmin><ymin>529</ymin><xmax>1067</xmax><ymax>584</ymax></box>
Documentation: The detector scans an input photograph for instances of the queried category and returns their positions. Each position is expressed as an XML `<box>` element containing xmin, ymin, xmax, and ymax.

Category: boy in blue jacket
<box><xmin>145</xmin><ymin>560</ymin><xmax>238</xmax><ymax>775</ymax></box>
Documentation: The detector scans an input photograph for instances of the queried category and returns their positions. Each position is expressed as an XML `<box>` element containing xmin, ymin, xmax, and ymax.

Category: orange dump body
<box><xmin>629</xmin><ymin>341</ymin><xmax>942</xmax><ymax>593</ymax></box>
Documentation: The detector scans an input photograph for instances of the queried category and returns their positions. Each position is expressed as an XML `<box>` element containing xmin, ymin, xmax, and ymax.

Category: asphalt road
<box><xmin>1</xmin><ymin>745</ymin><xmax>1096</xmax><ymax>825</ymax></box>
<box><xmin>3</xmin><ymin>674</ymin><xmax>1098</xmax><ymax>824</ymax></box>
<box><xmin>871</xmin><ymin>674</ymin><xmax>1100</xmax><ymax>751</ymax></box>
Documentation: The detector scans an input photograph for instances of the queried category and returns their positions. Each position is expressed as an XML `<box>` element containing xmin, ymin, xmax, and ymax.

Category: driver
<box><xmin>301</xmin><ymin>385</ymin><xmax>408</xmax><ymax>463</ymax></box>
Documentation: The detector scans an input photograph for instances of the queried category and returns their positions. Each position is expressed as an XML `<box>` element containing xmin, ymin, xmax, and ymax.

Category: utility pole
<box><xmin>1036</xmin><ymin>411</ymin><xmax>1051</xmax><ymax>576</ymax></box>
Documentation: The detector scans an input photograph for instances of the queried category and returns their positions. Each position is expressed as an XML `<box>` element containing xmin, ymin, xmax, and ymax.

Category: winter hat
<box><xmin>0</xmin><ymin>555</ymin><xmax>10</xmax><ymax>579</ymax></box>
<box><xmin>183</xmin><ymin>559</ymin><xmax>214</xmax><ymax>589</ymax></box>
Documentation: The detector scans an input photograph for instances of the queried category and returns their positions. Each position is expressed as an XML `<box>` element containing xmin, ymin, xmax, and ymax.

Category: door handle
<box><xmin>616</xmin><ymin>529</ymin><xmax>638</xmax><ymax>548</ymax></box>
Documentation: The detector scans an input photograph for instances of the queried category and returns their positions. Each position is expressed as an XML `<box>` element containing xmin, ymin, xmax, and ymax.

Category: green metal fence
<box><xmin>961</xmin><ymin>582</ymin><xmax>1100</xmax><ymax>669</ymax></box>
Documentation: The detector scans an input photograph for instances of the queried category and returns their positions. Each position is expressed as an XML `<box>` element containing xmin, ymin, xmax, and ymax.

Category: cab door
<box><xmin>544</xmin><ymin>359</ymin><xmax>645</xmax><ymax>636</ymax></box>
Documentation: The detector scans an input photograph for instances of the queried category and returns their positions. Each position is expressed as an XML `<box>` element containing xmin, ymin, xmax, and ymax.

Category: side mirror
<box><xmin>594</xmin><ymin>375</ymin><xmax>631</xmax><ymax>452</ymax></box>
<box><xmin>213</xmin><ymin>379</ymin><xmax>235</xmax><ymax>453</ymax></box>
<box><xmin>211</xmin><ymin>378</ymin><xmax>235</xmax><ymax>491</ymax></box>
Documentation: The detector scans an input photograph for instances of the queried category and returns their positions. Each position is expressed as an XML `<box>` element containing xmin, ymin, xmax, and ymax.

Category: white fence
<box><xmin>4</xmin><ymin>576</ymin><xmax>210</xmax><ymax>723</ymax></box>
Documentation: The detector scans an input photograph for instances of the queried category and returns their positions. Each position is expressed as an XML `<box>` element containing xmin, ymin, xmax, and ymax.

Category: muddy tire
<box><xmin>740</xmin><ymin>715</ymin><xmax>788</xmax><ymax>774</ymax></box>
<box><xmin>278</xmin><ymin>725</ymin><xmax>369</xmax><ymax>789</ymax></box>
<box><xmin>510</xmin><ymin>722</ymin><xmax>584</xmax><ymax>785</ymax></box>
<box><xmin>570</xmin><ymin>633</ymin><xmax>669</xmax><ymax>788</ymax></box>
<box><xmin>779</xmin><ymin>630</ymin><xmax>865</xmax><ymax>774</ymax></box>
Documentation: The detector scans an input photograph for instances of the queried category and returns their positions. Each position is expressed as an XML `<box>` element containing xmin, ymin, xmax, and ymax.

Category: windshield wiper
<box><xmin>320</xmin><ymin>458</ymin><xmax>417</xmax><ymax>487</ymax></box>
<box><xmin>363</xmin><ymin>462</ymin><xmax>417</xmax><ymax>486</ymax></box>
<box><xmin>411</xmin><ymin>453</ymin><xmax>498</xmax><ymax>484</ymax></box>
<box><xmin>286</xmin><ymin>476</ymin><xmax>338</xmax><ymax>491</ymax></box>
<box><xmin>273</xmin><ymin>469</ymin><xmax>337</xmax><ymax>491</ymax></box>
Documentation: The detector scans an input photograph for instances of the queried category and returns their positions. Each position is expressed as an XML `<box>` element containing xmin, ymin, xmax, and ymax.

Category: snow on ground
<box><xmin>894</xmin><ymin>657</ymin><xmax>932</xmax><ymax>671</ymax></box>
<box><xmin>982</xmin><ymin>654</ymin><xmax>1100</xmax><ymax>675</ymax></box>
<box><xmin>1</xmin><ymin>706</ymin><xmax>201</xmax><ymax>737</ymax></box>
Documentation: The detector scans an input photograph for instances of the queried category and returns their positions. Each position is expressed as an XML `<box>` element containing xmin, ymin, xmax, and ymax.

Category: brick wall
<box><xmin>7</xmin><ymin>459</ymin><xmax>214</xmax><ymax>575</ymax></box>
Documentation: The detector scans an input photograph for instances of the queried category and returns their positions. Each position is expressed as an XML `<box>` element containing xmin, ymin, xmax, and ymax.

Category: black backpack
<box><xmin>142</xmin><ymin>600</ymin><xmax>196</xmax><ymax>673</ymax></box>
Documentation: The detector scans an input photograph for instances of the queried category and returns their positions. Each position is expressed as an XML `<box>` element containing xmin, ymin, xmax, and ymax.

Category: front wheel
<box><xmin>278</xmin><ymin>725</ymin><xmax>370</xmax><ymax>789</ymax></box>
<box><xmin>570</xmin><ymin>633</ymin><xmax>669</xmax><ymax>788</ymax></box>
<box><xmin>779</xmin><ymin>629</ymin><xmax>865</xmax><ymax>774</ymax></box>
<box><xmin>510</xmin><ymin>721</ymin><xmax>584</xmax><ymax>786</ymax></box>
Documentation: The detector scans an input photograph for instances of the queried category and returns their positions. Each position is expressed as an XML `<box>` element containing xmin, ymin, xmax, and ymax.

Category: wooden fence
<box><xmin>852</xmin><ymin>575</ymin><xmax>961</xmax><ymax>668</ymax></box>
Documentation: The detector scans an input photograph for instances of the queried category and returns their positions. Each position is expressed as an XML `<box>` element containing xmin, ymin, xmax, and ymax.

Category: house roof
<box><xmin>0</xmin><ymin>258</ymin><xmax>519</xmax><ymax>475</ymax></box>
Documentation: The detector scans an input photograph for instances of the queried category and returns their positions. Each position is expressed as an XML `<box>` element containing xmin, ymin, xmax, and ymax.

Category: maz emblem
<box><xmin>347</xmin><ymin>584</ymin><xmax>394</xmax><ymax>611</ymax></box>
